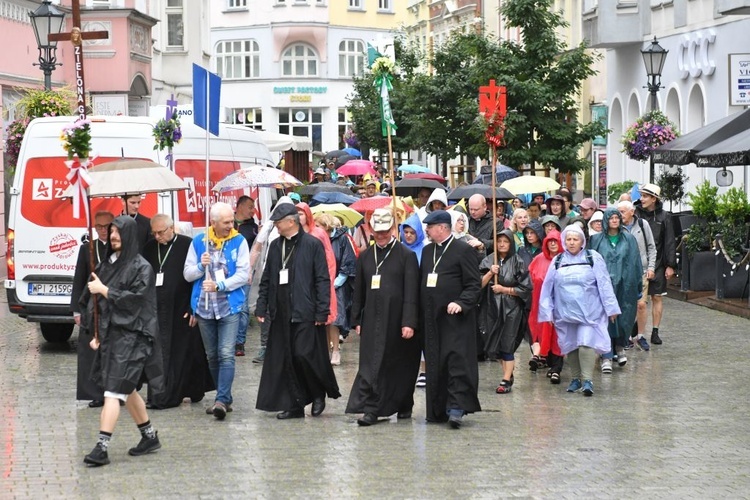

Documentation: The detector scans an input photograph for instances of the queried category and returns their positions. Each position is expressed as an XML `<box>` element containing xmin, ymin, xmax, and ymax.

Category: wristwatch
<box><xmin>214</xmin><ymin>283</ymin><xmax>219</xmax><ymax>292</ymax></box>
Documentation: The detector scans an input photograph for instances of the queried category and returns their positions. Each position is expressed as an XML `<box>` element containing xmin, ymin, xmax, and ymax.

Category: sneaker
<box><xmin>416</xmin><ymin>373</ymin><xmax>426</xmax><ymax>388</ymax></box>
<box><xmin>206</xmin><ymin>403</ymin><xmax>233</xmax><ymax>415</ymax></box>
<box><xmin>616</xmin><ymin>348</ymin><xmax>627</xmax><ymax>366</ymax></box>
<box><xmin>637</xmin><ymin>336</ymin><xmax>650</xmax><ymax>351</ymax></box>
<box><xmin>566</xmin><ymin>379</ymin><xmax>582</xmax><ymax>393</ymax></box>
<box><xmin>128</xmin><ymin>433</ymin><xmax>161</xmax><ymax>456</ymax></box>
<box><xmin>331</xmin><ymin>350</ymin><xmax>341</xmax><ymax>366</ymax></box>
<box><xmin>235</xmin><ymin>343</ymin><xmax>245</xmax><ymax>357</ymax></box>
<box><xmin>582</xmin><ymin>380</ymin><xmax>594</xmax><ymax>396</ymax></box>
<box><xmin>651</xmin><ymin>331</ymin><xmax>663</xmax><ymax>345</ymax></box>
<box><xmin>83</xmin><ymin>443</ymin><xmax>110</xmax><ymax>466</ymax></box>
<box><xmin>447</xmin><ymin>409</ymin><xmax>463</xmax><ymax>429</ymax></box>
<box><xmin>495</xmin><ymin>380</ymin><xmax>512</xmax><ymax>394</ymax></box>
<box><xmin>601</xmin><ymin>359</ymin><xmax>613</xmax><ymax>374</ymax></box>
<box><xmin>624</xmin><ymin>338</ymin><xmax>635</xmax><ymax>350</ymax></box>
<box><xmin>252</xmin><ymin>348</ymin><xmax>266</xmax><ymax>364</ymax></box>
<box><xmin>212</xmin><ymin>402</ymin><xmax>228</xmax><ymax>420</ymax></box>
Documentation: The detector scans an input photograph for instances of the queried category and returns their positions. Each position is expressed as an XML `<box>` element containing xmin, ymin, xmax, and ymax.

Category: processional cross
<box><xmin>48</xmin><ymin>0</ymin><xmax>109</xmax><ymax>119</ymax></box>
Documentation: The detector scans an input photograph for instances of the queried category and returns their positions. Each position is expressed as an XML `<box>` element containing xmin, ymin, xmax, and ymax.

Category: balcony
<box><xmin>582</xmin><ymin>1</ymin><xmax>642</xmax><ymax>48</ymax></box>
<box><xmin>716</xmin><ymin>0</ymin><xmax>750</xmax><ymax>15</ymax></box>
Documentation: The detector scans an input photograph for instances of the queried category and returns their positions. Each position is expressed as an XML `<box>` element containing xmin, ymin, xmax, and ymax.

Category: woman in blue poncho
<box><xmin>399</xmin><ymin>214</ymin><xmax>425</xmax><ymax>264</ymax></box>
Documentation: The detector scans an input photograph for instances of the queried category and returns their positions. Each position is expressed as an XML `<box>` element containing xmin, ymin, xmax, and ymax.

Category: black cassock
<box><xmin>71</xmin><ymin>239</ymin><xmax>107</xmax><ymax>401</ymax></box>
<box><xmin>142</xmin><ymin>233</ymin><xmax>213</xmax><ymax>408</ymax></box>
<box><xmin>420</xmin><ymin>236</ymin><xmax>482</xmax><ymax>422</ymax></box>
<box><xmin>346</xmin><ymin>241</ymin><xmax>420</xmax><ymax>417</ymax></box>
<box><xmin>256</xmin><ymin>231</ymin><xmax>340</xmax><ymax>412</ymax></box>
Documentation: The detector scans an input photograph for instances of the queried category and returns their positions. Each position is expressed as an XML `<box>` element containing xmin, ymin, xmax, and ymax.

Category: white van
<box><xmin>5</xmin><ymin>115</ymin><xmax>275</xmax><ymax>342</ymax></box>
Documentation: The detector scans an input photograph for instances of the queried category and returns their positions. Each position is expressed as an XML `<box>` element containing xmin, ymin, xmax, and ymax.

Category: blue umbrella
<box><xmin>473</xmin><ymin>164</ymin><xmax>520</xmax><ymax>185</ymax></box>
<box><xmin>342</xmin><ymin>147</ymin><xmax>362</xmax><ymax>157</ymax></box>
<box><xmin>310</xmin><ymin>191</ymin><xmax>360</xmax><ymax>206</ymax></box>
<box><xmin>397</xmin><ymin>164</ymin><xmax>431</xmax><ymax>174</ymax></box>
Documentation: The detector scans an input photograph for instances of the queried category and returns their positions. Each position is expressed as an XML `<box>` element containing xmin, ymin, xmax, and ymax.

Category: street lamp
<box><xmin>641</xmin><ymin>36</ymin><xmax>668</xmax><ymax>182</ymax></box>
<box><xmin>29</xmin><ymin>0</ymin><xmax>66</xmax><ymax>90</ymax></box>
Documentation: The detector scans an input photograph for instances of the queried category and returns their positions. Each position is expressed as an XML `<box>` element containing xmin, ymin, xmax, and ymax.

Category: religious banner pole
<box><xmin>49</xmin><ymin>0</ymin><xmax>108</xmax><ymax>343</ymax></box>
<box><xmin>478</xmin><ymin>80</ymin><xmax>507</xmax><ymax>283</ymax></box>
<box><xmin>386</xmin><ymin>123</ymin><xmax>397</xmax><ymax>229</ymax></box>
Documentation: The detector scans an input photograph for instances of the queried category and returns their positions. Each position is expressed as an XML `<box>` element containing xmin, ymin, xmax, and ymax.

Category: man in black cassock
<box><xmin>71</xmin><ymin>210</ymin><xmax>114</xmax><ymax>407</ymax></box>
<box><xmin>142</xmin><ymin>214</ymin><xmax>213</xmax><ymax>409</ymax></box>
<box><xmin>122</xmin><ymin>193</ymin><xmax>152</xmax><ymax>250</ymax></box>
<box><xmin>420</xmin><ymin>210</ymin><xmax>482</xmax><ymax>429</ymax></box>
<box><xmin>80</xmin><ymin>216</ymin><xmax>164</xmax><ymax>466</ymax></box>
<box><xmin>346</xmin><ymin>208</ymin><xmax>420</xmax><ymax>426</ymax></box>
<box><xmin>255</xmin><ymin>204</ymin><xmax>340</xmax><ymax>419</ymax></box>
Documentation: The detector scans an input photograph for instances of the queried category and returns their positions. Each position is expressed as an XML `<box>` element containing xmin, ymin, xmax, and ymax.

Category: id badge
<box><xmin>371</xmin><ymin>275</ymin><xmax>381</xmax><ymax>290</ymax></box>
<box><xmin>279</xmin><ymin>268</ymin><xmax>289</xmax><ymax>285</ymax></box>
<box><xmin>155</xmin><ymin>273</ymin><xmax>164</xmax><ymax>287</ymax></box>
<box><xmin>426</xmin><ymin>273</ymin><xmax>438</xmax><ymax>288</ymax></box>
<box><xmin>215</xmin><ymin>269</ymin><xmax>226</xmax><ymax>282</ymax></box>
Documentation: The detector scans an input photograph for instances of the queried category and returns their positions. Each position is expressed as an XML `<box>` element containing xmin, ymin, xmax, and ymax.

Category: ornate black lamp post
<box><xmin>641</xmin><ymin>36</ymin><xmax>669</xmax><ymax>182</ymax></box>
<box><xmin>29</xmin><ymin>0</ymin><xmax>66</xmax><ymax>90</ymax></box>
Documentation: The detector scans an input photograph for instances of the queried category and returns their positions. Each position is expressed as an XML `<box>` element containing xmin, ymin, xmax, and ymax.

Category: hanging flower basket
<box><xmin>620</xmin><ymin>110</ymin><xmax>679</xmax><ymax>162</ymax></box>
<box><xmin>343</xmin><ymin>127</ymin><xmax>359</xmax><ymax>148</ymax></box>
<box><xmin>60</xmin><ymin>118</ymin><xmax>92</xmax><ymax>160</ymax></box>
<box><xmin>153</xmin><ymin>111</ymin><xmax>182</xmax><ymax>151</ymax></box>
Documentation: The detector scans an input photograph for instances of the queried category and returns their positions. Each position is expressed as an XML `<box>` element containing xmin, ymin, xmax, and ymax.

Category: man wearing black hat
<box><xmin>634</xmin><ymin>183</ymin><xmax>675</xmax><ymax>345</ymax></box>
<box><xmin>255</xmin><ymin>204</ymin><xmax>340</xmax><ymax>419</ymax></box>
<box><xmin>420</xmin><ymin>210</ymin><xmax>482</xmax><ymax>429</ymax></box>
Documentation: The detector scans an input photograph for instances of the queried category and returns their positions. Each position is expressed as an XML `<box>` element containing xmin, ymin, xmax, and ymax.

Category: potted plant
<box><xmin>713</xmin><ymin>187</ymin><xmax>750</xmax><ymax>299</ymax></box>
<box><xmin>681</xmin><ymin>181</ymin><xmax>718</xmax><ymax>292</ymax></box>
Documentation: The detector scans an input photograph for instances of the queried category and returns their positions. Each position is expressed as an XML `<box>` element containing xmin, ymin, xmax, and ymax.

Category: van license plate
<box><xmin>28</xmin><ymin>283</ymin><xmax>73</xmax><ymax>296</ymax></box>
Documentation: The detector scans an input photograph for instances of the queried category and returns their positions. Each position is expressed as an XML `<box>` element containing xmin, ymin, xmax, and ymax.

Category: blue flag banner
<box><xmin>192</xmin><ymin>64</ymin><xmax>221</xmax><ymax>136</ymax></box>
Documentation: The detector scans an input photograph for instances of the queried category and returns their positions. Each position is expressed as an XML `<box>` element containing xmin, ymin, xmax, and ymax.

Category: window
<box><xmin>166</xmin><ymin>0</ymin><xmax>184</xmax><ymax>49</ymax></box>
<box><xmin>378</xmin><ymin>0</ymin><xmax>392</xmax><ymax>11</ymax></box>
<box><xmin>281</xmin><ymin>44</ymin><xmax>318</xmax><ymax>77</ymax></box>
<box><xmin>216</xmin><ymin>40</ymin><xmax>260</xmax><ymax>79</ymax></box>
<box><xmin>338</xmin><ymin>108</ymin><xmax>353</xmax><ymax>149</ymax></box>
<box><xmin>228</xmin><ymin>0</ymin><xmax>247</xmax><ymax>7</ymax></box>
<box><xmin>228</xmin><ymin>108</ymin><xmax>263</xmax><ymax>130</ymax></box>
<box><xmin>279</xmin><ymin>108</ymin><xmax>322</xmax><ymax>152</ymax></box>
<box><xmin>338</xmin><ymin>40</ymin><xmax>365</xmax><ymax>77</ymax></box>
<box><xmin>349</xmin><ymin>0</ymin><xmax>362</xmax><ymax>9</ymax></box>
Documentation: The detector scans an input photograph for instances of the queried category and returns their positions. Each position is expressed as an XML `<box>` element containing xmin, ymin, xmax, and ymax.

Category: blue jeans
<box><xmin>236</xmin><ymin>284</ymin><xmax>250</xmax><ymax>345</ymax></box>
<box><xmin>198</xmin><ymin>314</ymin><xmax>239</xmax><ymax>405</ymax></box>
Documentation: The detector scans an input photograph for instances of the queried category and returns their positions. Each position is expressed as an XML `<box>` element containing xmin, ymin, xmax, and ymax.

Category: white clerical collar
<box><xmin>437</xmin><ymin>234</ymin><xmax>453</xmax><ymax>246</ymax></box>
<box><xmin>376</xmin><ymin>237</ymin><xmax>395</xmax><ymax>249</ymax></box>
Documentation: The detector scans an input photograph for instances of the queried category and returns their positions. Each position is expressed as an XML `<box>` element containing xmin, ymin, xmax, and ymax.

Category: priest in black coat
<box><xmin>420</xmin><ymin>210</ymin><xmax>482</xmax><ymax>429</ymax></box>
<box><xmin>72</xmin><ymin>210</ymin><xmax>114</xmax><ymax>406</ymax></box>
<box><xmin>346</xmin><ymin>208</ymin><xmax>421</xmax><ymax>426</ymax></box>
<box><xmin>142</xmin><ymin>214</ymin><xmax>213</xmax><ymax>408</ymax></box>
<box><xmin>255</xmin><ymin>204</ymin><xmax>340</xmax><ymax>419</ymax></box>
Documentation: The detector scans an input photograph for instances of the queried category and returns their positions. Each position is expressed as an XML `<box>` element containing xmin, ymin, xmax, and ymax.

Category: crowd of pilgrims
<box><xmin>75</xmin><ymin>183</ymin><xmax>669</xmax><ymax>432</ymax></box>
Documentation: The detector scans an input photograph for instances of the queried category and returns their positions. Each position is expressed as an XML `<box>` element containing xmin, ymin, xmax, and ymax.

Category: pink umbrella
<box><xmin>337</xmin><ymin>159</ymin><xmax>378</xmax><ymax>177</ymax></box>
<box><xmin>405</xmin><ymin>172</ymin><xmax>447</xmax><ymax>183</ymax></box>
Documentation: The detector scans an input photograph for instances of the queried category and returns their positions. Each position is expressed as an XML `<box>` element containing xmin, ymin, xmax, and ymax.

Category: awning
<box><xmin>652</xmin><ymin>108</ymin><xmax>750</xmax><ymax>165</ymax></box>
<box><xmin>257</xmin><ymin>130</ymin><xmax>312</xmax><ymax>152</ymax></box>
<box><xmin>696</xmin><ymin>127</ymin><xmax>750</xmax><ymax>167</ymax></box>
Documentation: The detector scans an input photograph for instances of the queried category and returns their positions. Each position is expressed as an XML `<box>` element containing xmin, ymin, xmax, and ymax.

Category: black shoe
<box><xmin>206</xmin><ymin>403</ymin><xmax>233</xmax><ymax>415</ymax></box>
<box><xmin>448</xmin><ymin>414</ymin><xmax>463</xmax><ymax>429</ymax></box>
<box><xmin>277</xmin><ymin>409</ymin><xmax>304</xmax><ymax>420</ymax></box>
<box><xmin>651</xmin><ymin>332</ymin><xmax>663</xmax><ymax>345</ymax></box>
<box><xmin>84</xmin><ymin>444</ymin><xmax>110</xmax><ymax>466</ymax></box>
<box><xmin>145</xmin><ymin>401</ymin><xmax>155</xmax><ymax>410</ymax></box>
<box><xmin>397</xmin><ymin>410</ymin><xmax>412</xmax><ymax>420</ymax></box>
<box><xmin>311</xmin><ymin>398</ymin><xmax>325</xmax><ymax>417</ymax></box>
<box><xmin>235</xmin><ymin>343</ymin><xmax>245</xmax><ymax>356</ymax></box>
<box><xmin>357</xmin><ymin>413</ymin><xmax>379</xmax><ymax>426</ymax></box>
<box><xmin>128</xmin><ymin>433</ymin><xmax>161</xmax><ymax>456</ymax></box>
<box><xmin>88</xmin><ymin>400</ymin><xmax>104</xmax><ymax>408</ymax></box>
<box><xmin>212</xmin><ymin>402</ymin><xmax>228</xmax><ymax>420</ymax></box>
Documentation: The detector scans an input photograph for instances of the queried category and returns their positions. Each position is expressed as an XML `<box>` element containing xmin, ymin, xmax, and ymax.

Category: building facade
<box><xmin>210</xmin><ymin>0</ymin><xmax>403</xmax><ymax>155</ymax></box>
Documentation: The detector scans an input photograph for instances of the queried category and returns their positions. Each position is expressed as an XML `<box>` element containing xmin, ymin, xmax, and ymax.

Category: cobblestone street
<box><xmin>1</xmin><ymin>297</ymin><xmax>749</xmax><ymax>499</ymax></box>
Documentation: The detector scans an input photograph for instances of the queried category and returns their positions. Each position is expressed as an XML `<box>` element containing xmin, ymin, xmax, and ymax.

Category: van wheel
<box><xmin>40</xmin><ymin>323</ymin><xmax>74</xmax><ymax>343</ymax></box>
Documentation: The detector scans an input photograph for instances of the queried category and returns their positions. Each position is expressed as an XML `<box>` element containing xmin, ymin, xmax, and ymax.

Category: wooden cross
<box><xmin>48</xmin><ymin>0</ymin><xmax>108</xmax><ymax>120</ymax></box>
<box><xmin>479</xmin><ymin>79</ymin><xmax>507</xmax><ymax>119</ymax></box>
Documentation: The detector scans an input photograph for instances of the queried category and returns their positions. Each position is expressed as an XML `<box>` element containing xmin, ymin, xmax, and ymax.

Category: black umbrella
<box><xmin>298</xmin><ymin>182</ymin><xmax>356</xmax><ymax>196</ymax></box>
<box><xmin>334</xmin><ymin>154</ymin><xmax>357</xmax><ymax>167</ymax></box>
<box><xmin>653</xmin><ymin>109</ymin><xmax>750</xmax><ymax>165</ymax></box>
<box><xmin>324</xmin><ymin>149</ymin><xmax>348</xmax><ymax>160</ymax></box>
<box><xmin>395</xmin><ymin>178</ymin><xmax>447</xmax><ymax>197</ymax></box>
<box><xmin>447</xmin><ymin>184</ymin><xmax>514</xmax><ymax>201</ymax></box>
<box><xmin>696</xmin><ymin>127</ymin><xmax>750</xmax><ymax>167</ymax></box>
<box><xmin>474</xmin><ymin>164</ymin><xmax>520</xmax><ymax>185</ymax></box>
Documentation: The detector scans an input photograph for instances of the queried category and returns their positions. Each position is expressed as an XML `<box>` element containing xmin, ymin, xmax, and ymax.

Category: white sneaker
<box><xmin>601</xmin><ymin>359</ymin><xmax>613</xmax><ymax>374</ymax></box>
<box><xmin>616</xmin><ymin>347</ymin><xmax>627</xmax><ymax>366</ymax></box>
<box><xmin>330</xmin><ymin>350</ymin><xmax>341</xmax><ymax>366</ymax></box>
<box><xmin>416</xmin><ymin>373</ymin><xmax>426</xmax><ymax>388</ymax></box>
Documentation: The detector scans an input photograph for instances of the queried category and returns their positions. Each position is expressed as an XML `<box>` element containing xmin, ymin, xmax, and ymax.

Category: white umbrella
<box><xmin>63</xmin><ymin>159</ymin><xmax>189</xmax><ymax>198</ymax></box>
<box><xmin>500</xmin><ymin>175</ymin><xmax>560</xmax><ymax>195</ymax></box>
<box><xmin>212</xmin><ymin>164</ymin><xmax>302</xmax><ymax>192</ymax></box>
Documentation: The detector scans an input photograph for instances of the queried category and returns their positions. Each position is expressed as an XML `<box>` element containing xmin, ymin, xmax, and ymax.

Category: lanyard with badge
<box><xmin>371</xmin><ymin>240</ymin><xmax>394</xmax><ymax>289</ymax></box>
<box><xmin>154</xmin><ymin>238</ymin><xmax>175</xmax><ymax>287</ymax></box>
<box><xmin>427</xmin><ymin>237</ymin><xmax>453</xmax><ymax>287</ymax></box>
<box><xmin>279</xmin><ymin>238</ymin><xmax>295</xmax><ymax>285</ymax></box>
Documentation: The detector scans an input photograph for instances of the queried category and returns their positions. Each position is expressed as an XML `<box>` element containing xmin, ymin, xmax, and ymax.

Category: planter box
<box><xmin>681</xmin><ymin>250</ymin><xmax>716</xmax><ymax>292</ymax></box>
<box><xmin>716</xmin><ymin>255</ymin><xmax>750</xmax><ymax>299</ymax></box>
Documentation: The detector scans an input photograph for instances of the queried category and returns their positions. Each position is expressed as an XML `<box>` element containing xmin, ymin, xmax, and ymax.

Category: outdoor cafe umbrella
<box><xmin>695</xmin><ymin>127</ymin><xmax>750</xmax><ymax>167</ymax></box>
<box><xmin>500</xmin><ymin>175</ymin><xmax>560</xmax><ymax>195</ymax></box>
<box><xmin>447</xmin><ymin>184</ymin><xmax>514</xmax><ymax>201</ymax></box>
<box><xmin>298</xmin><ymin>182</ymin><xmax>355</xmax><ymax>196</ymax></box>
<box><xmin>310</xmin><ymin>203</ymin><xmax>363</xmax><ymax>228</ymax></box>
<box><xmin>337</xmin><ymin>159</ymin><xmax>378</xmax><ymax>177</ymax></box>
<box><xmin>212</xmin><ymin>164</ymin><xmax>302</xmax><ymax>192</ymax></box>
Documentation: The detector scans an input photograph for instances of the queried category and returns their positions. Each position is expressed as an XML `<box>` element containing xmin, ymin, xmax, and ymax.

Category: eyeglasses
<box><xmin>94</xmin><ymin>224</ymin><xmax>110</xmax><ymax>230</ymax></box>
<box><xmin>151</xmin><ymin>228</ymin><xmax>172</xmax><ymax>237</ymax></box>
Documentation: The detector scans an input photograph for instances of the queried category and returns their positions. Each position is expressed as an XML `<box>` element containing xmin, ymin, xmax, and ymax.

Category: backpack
<box><xmin>554</xmin><ymin>249</ymin><xmax>594</xmax><ymax>269</ymax></box>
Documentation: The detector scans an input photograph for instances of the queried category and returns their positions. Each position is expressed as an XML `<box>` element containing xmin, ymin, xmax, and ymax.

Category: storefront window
<box><xmin>278</xmin><ymin>108</ymin><xmax>322</xmax><ymax>152</ymax></box>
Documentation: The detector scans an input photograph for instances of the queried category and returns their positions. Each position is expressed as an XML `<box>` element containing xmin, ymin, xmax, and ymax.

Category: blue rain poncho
<box><xmin>399</xmin><ymin>213</ymin><xmax>425</xmax><ymax>264</ymax></box>
<box><xmin>538</xmin><ymin>225</ymin><xmax>621</xmax><ymax>355</ymax></box>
